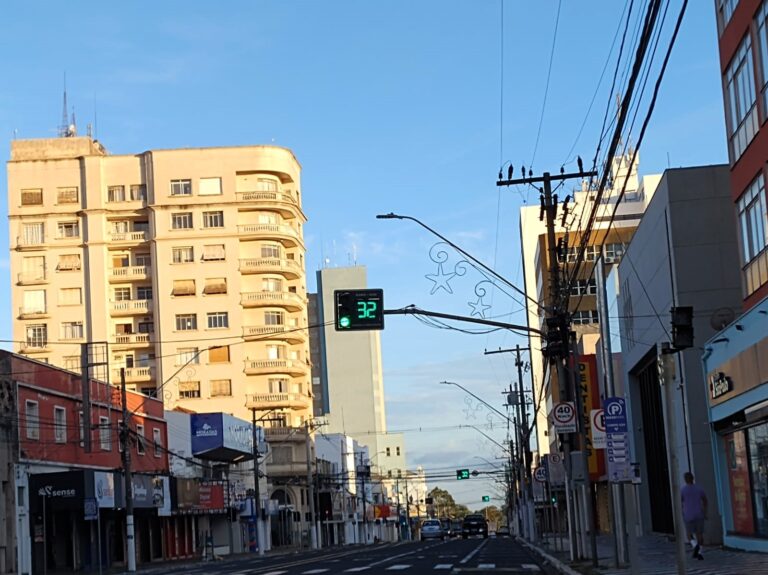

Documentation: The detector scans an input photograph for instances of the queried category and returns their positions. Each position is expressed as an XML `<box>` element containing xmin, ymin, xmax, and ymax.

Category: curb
<box><xmin>516</xmin><ymin>537</ymin><xmax>583</xmax><ymax>575</ymax></box>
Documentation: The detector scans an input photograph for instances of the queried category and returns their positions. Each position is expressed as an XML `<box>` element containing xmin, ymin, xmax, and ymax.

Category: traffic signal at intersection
<box><xmin>334</xmin><ymin>289</ymin><xmax>384</xmax><ymax>331</ymax></box>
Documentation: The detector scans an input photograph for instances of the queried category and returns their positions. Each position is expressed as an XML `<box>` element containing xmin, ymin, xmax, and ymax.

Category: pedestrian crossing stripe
<box><xmin>386</xmin><ymin>566</ymin><xmax>412</xmax><ymax>570</ymax></box>
<box><xmin>434</xmin><ymin>564</ymin><xmax>453</xmax><ymax>569</ymax></box>
<box><xmin>301</xmin><ymin>570</ymin><xmax>329</xmax><ymax>574</ymax></box>
<box><xmin>477</xmin><ymin>564</ymin><xmax>496</xmax><ymax>569</ymax></box>
<box><xmin>521</xmin><ymin>565</ymin><xmax>541</xmax><ymax>571</ymax></box>
<box><xmin>344</xmin><ymin>568</ymin><xmax>369</xmax><ymax>572</ymax></box>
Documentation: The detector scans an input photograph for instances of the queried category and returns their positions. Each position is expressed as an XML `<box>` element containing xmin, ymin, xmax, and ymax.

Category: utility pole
<box><xmin>119</xmin><ymin>368</ymin><xmax>136</xmax><ymax>573</ymax></box>
<box><xmin>250</xmin><ymin>409</ymin><xmax>264</xmax><ymax>556</ymax></box>
<box><xmin>498</xmin><ymin>167</ymin><xmax>597</xmax><ymax>562</ymax></box>
<box><xmin>305</xmin><ymin>420</ymin><xmax>318</xmax><ymax>549</ymax></box>
<box><xmin>514</xmin><ymin>344</ymin><xmax>536</xmax><ymax>542</ymax></box>
<box><xmin>359</xmin><ymin>452</ymin><xmax>369</xmax><ymax>544</ymax></box>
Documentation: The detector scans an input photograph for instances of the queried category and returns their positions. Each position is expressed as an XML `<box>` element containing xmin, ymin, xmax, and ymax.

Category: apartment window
<box><xmin>604</xmin><ymin>243</ymin><xmax>624</xmax><ymax>263</ymax></box>
<box><xmin>202</xmin><ymin>244</ymin><xmax>226</xmax><ymax>261</ymax></box>
<box><xmin>114</xmin><ymin>287</ymin><xmax>132</xmax><ymax>301</ymax></box>
<box><xmin>210</xmin><ymin>379</ymin><xmax>232</xmax><ymax>397</ymax></box>
<box><xmin>99</xmin><ymin>416</ymin><xmax>111</xmax><ymax>451</ymax></box>
<box><xmin>60</xmin><ymin>287</ymin><xmax>82</xmax><ymax>305</ymax></box>
<box><xmin>177</xmin><ymin>347</ymin><xmax>200</xmax><ymax>365</ymax></box>
<box><xmin>176</xmin><ymin>313</ymin><xmax>197</xmax><ymax>331</ymax></box>
<box><xmin>54</xmin><ymin>407</ymin><xmax>67</xmax><ymax>443</ymax></box>
<box><xmin>258</xmin><ymin>212</ymin><xmax>278</xmax><ymax>225</ymax></box>
<box><xmin>758</xmin><ymin>2</ymin><xmax>768</xmax><ymax>114</ymax></box>
<box><xmin>172</xmin><ymin>246</ymin><xmax>194</xmax><ymax>263</ymax></box>
<box><xmin>569</xmin><ymin>279</ymin><xmax>597</xmax><ymax>296</ymax></box>
<box><xmin>112</xmin><ymin>255</ymin><xmax>129</xmax><ymax>268</ymax></box>
<box><xmin>57</xmin><ymin>187</ymin><xmax>79</xmax><ymax>204</ymax></box>
<box><xmin>22</xmin><ymin>223</ymin><xmax>45</xmax><ymax>245</ymax></box>
<box><xmin>179</xmin><ymin>381</ymin><xmax>201</xmax><ymax>399</ymax></box>
<box><xmin>172</xmin><ymin>279</ymin><xmax>196</xmax><ymax>296</ymax></box>
<box><xmin>108</xmin><ymin>185</ymin><xmax>126</xmax><ymax>202</ymax></box>
<box><xmin>261</xmin><ymin>243</ymin><xmax>281</xmax><ymax>259</ymax></box>
<box><xmin>25</xmin><ymin>400</ymin><xmax>39</xmax><ymax>439</ymax></box>
<box><xmin>170</xmin><ymin>179</ymin><xmax>192</xmax><ymax>196</ymax></box>
<box><xmin>717</xmin><ymin>0</ymin><xmax>739</xmax><ymax>34</ymax></box>
<box><xmin>209</xmin><ymin>345</ymin><xmax>230</xmax><ymax>363</ymax></box>
<box><xmin>137</xmin><ymin>286</ymin><xmax>153</xmax><ymax>300</ymax></box>
<box><xmin>266</xmin><ymin>345</ymin><xmax>286</xmax><ymax>360</ymax></box>
<box><xmin>111</xmin><ymin>220</ymin><xmax>129</xmax><ymax>234</ymax></box>
<box><xmin>262</xmin><ymin>278</ymin><xmax>283</xmax><ymax>292</ymax></box>
<box><xmin>22</xmin><ymin>290</ymin><xmax>46</xmax><ymax>314</ymax></box>
<box><xmin>25</xmin><ymin>324</ymin><xmax>47</xmax><ymax>349</ymax></box>
<box><xmin>171</xmin><ymin>212</ymin><xmax>193</xmax><ymax>229</ymax></box>
<box><xmin>386</xmin><ymin>447</ymin><xmax>391</xmax><ymax>457</ymax></box>
<box><xmin>140</xmin><ymin>387</ymin><xmax>157</xmax><ymax>398</ymax></box>
<box><xmin>61</xmin><ymin>321</ymin><xmax>84</xmax><ymax>340</ymax></box>
<box><xmin>584</xmin><ymin>245</ymin><xmax>600</xmax><ymax>262</ymax></box>
<box><xmin>203</xmin><ymin>211</ymin><xmax>224</xmax><ymax>228</ymax></box>
<box><xmin>257</xmin><ymin>178</ymin><xmax>278</xmax><ymax>192</ymax></box>
<box><xmin>58</xmin><ymin>254</ymin><xmax>81</xmax><ymax>271</ymax></box>
<box><xmin>138</xmin><ymin>321</ymin><xmax>154</xmax><ymax>334</ymax></box>
<box><xmin>199</xmin><ymin>278</ymin><xmax>225</xmax><ymax>297</ymax></box>
<box><xmin>396</xmin><ymin>446</ymin><xmax>401</xmax><ymax>456</ymax></box>
<box><xmin>199</xmin><ymin>177</ymin><xmax>222</xmax><ymax>196</ymax></box>
<box><xmin>264</xmin><ymin>311</ymin><xmax>284</xmax><ymax>325</ymax></box>
<box><xmin>269</xmin><ymin>378</ymin><xmax>288</xmax><ymax>393</ymax></box>
<box><xmin>153</xmin><ymin>428</ymin><xmax>162</xmax><ymax>458</ymax></box>
<box><xmin>137</xmin><ymin>352</ymin><xmax>154</xmax><ymax>367</ymax></box>
<box><xmin>572</xmin><ymin>310</ymin><xmax>599</xmax><ymax>325</ymax></box>
<box><xmin>135</xmin><ymin>253</ymin><xmax>151</xmax><ymax>267</ymax></box>
<box><xmin>207</xmin><ymin>312</ymin><xmax>229</xmax><ymax>329</ymax></box>
<box><xmin>130</xmin><ymin>184</ymin><xmax>147</xmax><ymax>200</ymax></box>
<box><xmin>21</xmin><ymin>256</ymin><xmax>46</xmax><ymax>282</ymax></box>
<box><xmin>21</xmin><ymin>188</ymin><xmax>43</xmax><ymax>206</ymax></box>
<box><xmin>136</xmin><ymin>424</ymin><xmax>146</xmax><ymax>455</ymax></box>
<box><xmin>57</xmin><ymin>221</ymin><xmax>80</xmax><ymax>239</ymax></box>
<box><xmin>738</xmin><ymin>175</ymin><xmax>768</xmax><ymax>263</ymax></box>
<box><xmin>64</xmin><ymin>356</ymin><xmax>81</xmax><ymax>374</ymax></box>
<box><xmin>725</xmin><ymin>35</ymin><xmax>758</xmax><ymax>161</ymax></box>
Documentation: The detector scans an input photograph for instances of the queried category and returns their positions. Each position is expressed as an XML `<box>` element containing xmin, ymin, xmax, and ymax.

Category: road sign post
<box><xmin>603</xmin><ymin>398</ymin><xmax>631</xmax><ymax>483</ymax></box>
<box><xmin>552</xmin><ymin>402</ymin><xmax>577</xmax><ymax>434</ymax></box>
<box><xmin>590</xmin><ymin>409</ymin><xmax>606</xmax><ymax>449</ymax></box>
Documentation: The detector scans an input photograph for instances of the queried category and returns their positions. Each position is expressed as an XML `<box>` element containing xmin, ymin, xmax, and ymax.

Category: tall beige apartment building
<box><xmin>7</xmin><ymin>135</ymin><xmax>313</xmax><ymax>447</ymax></box>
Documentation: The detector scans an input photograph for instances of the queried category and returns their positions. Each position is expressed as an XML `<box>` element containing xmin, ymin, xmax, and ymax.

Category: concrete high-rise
<box><xmin>7</xmin><ymin>136</ymin><xmax>314</xmax><ymax>504</ymax></box>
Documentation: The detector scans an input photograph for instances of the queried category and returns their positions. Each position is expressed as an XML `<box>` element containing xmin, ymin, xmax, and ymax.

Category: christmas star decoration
<box><xmin>425</xmin><ymin>263</ymin><xmax>456</xmax><ymax>294</ymax></box>
<box><xmin>468</xmin><ymin>297</ymin><xmax>492</xmax><ymax>318</ymax></box>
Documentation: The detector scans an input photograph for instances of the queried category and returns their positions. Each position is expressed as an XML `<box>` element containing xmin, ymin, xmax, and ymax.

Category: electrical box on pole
<box><xmin>334</xmin><ymin>289</ymin><xmax>384</xmax><ymax>331</ymax></box>
<box><xmin>670</xmin><ymin>306</ymin><xmax>694</xmax><ymax>350</ymax></box>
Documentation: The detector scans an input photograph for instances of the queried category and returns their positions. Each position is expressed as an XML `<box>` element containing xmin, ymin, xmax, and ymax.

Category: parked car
<box><xmin>461</xmin><ymin>514</ymin><xmax>489</xmax><ymax>539</ymax></box>
<box><xmin>420</xmin><ymin>519</ymin><xmax>445</xmax><ymax>541</ymax></box>
<box><xmin>440</xmin><ymin>519</ymin><xmax>454</xmax><ymax>537</ymax></box>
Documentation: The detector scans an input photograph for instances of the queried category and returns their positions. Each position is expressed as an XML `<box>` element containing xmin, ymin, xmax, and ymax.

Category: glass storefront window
<box><xmin>748</xmin><ymin>422</ymin><xmax>768</xmax><ymax>536</ymax></box>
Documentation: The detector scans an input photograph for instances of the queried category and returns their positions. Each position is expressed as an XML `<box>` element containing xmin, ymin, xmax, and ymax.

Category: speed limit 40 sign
<box><xmin>552</xmin><ymin>401</ymin><xmax>577</xmax><ymax>434</ymax></box>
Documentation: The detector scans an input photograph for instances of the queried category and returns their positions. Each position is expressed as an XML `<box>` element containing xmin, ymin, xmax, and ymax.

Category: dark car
<box><xmin>461</xmin><ymin>514</ymin><xmax>489</xmax><ymax>539</ymax></box>
<box><xmin>440</xmin><ymin>519</ymin><xmax>454</xmax><ymax>537</ymax></box>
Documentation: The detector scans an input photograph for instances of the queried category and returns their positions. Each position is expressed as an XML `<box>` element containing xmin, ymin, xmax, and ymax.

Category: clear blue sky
<box><xmin>0</xmin><ymin>1</ymin><xmax>726</xmax><ymax>507</ymax></box>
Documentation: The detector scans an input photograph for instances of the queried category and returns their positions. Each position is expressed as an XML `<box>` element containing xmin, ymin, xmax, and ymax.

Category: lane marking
<box><xmin>386</xmin><ymin>566</ymin><xmax>411</xmax><ymax>571</ymax></box>
<box><xmin>434</xmin><ymin>564</ymin><xmax>453</xmax><ymax>570</ymax></box>
<box><xmin>261</xmin><ymin>572</ymin><xmax>288</xmax><ymax>575</ymax></box>
<box><xmin>459</xmin><ymin>539</ymin><xmax>489</xmax><ymax>564</ymax></box>
<box><xmin>522</xmin><ymin>565</ymin><xmax>541</xmax><ymax>571</ymax></box>
<box><xmin>477</xmin><ymin>563</ymin><xmax>495</xmax><ymax>569</ymax></box>
<box><xmin>302</xmin><ymin>570</ymin><xmax>329</xmax><ymax>574</ymax></box>
<box><xmin>344</xmin><ymin>568</ymin><xmax>369</xmax><ymax>573</ymax></box>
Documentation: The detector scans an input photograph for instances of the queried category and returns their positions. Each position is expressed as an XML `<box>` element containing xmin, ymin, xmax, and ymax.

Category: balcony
<box><xmin>246</xmin><ymin>393</ymin><xmax>311</xmax><ymax>411</ymax></box>
<box><xmin>240</xmin><ymin>291</ymin><xmax>305</xmax><ymax>311</ymax></box>
<box><xmin>17</xmin><ymin>270</ymin><xmax>48</xmax><ymax>285</ymax></box>
<box><xmin>237</xmin><ymin>224</ymin><xmax>303</xmax><ymax>247</ymax></box>
<box><xmin>243</xmin><ymin>359</ymin><xmax>309</xmax><ymax>377</ymax></box>
<box><xmin>239</xmin><ymin>258</ymin><xmax>302</xmax><ymax>279</ymax></box>
<box><xmin>112</xmin><ymin>366</ymin><xmax>155</xmax><ymax>383</ymax></box>
<box><xmin>236</xmin><ymin>191</ymin><xmax>302</xmax><ymax>218</ymax></box>
<box><xmin>268</xmin><ymin>460</ymin><xmax>310</xmax><ymax>475</ymax></box>
<box><xmin>109</xmin><ymin>265</ymin><xmax>151</xmax><ymax>282</ymax></box>
<box><xmin>109</xmin><ymin>231</ymin><xmax>148</xmax><ymax>244</ymax></box>
<box><xmin>110</xmin><ymin>299</ymin><xmax>152</xmax><ymax>316</ymax></box>
<box><xmin>16</xmin><ymin>236</ymin><xmax>46</xmax><ymax>251</ymax></box>
<box><xmin>18</xmin><ymin>306</ymin><xmax>49</xmax><ymax>319</ymax></box>
<box><xmin>243</xmin><ymin>325</ymin><xmax>306</xmax><ymax>344</ymax></box>
<box><xmin>263</xmin><ymin>426</ymin><xmax>308</xmax><ymax>443</ymax></box>
<box><xmin>112</xmin><ymin>333</ymin><xmax>153</xmax><ymax>348</ymax></box>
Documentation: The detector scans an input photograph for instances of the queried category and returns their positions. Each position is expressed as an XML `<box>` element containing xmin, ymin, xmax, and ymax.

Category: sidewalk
<box><xmin>522</xmin><ymin>533</ymin><xmax>768</xmax><ymax>575</ymax></box>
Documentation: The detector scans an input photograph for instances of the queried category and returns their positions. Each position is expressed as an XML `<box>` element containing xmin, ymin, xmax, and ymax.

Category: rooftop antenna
<box><xmin>58</xmin><ymin>74</ymin><xmax>69</xmax><ymax>137</ymax></box>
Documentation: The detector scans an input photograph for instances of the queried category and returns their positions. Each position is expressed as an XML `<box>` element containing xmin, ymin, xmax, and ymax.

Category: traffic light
<box><xmin>456</xmin><ymin>469</ymin><xmax>470</xmax><ymax>480</ymax></box>
<box><xmin>482</xmin><ymin>495</ymin><xmax>490</xmax><ymax>502</ymax></box>
<box><xmin>334</xmin><ymin>289</ymin><xmax>384</xmax><ymax>331</ymax></box>
<box><xmin>671</xmin><ymin>306</ymin><xmax>693</xmax><ymax>350</ymax></box>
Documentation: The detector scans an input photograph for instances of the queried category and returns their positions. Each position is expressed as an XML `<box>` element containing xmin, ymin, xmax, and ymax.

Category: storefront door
<box><xmin>725</xmin><ymin>431</ymin><xmax>755</xmax><ymax>535</ymax></box>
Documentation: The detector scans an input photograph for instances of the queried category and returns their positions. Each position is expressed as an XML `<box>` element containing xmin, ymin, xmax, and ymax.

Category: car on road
<box><xmin>420</xmin><ymin>519</ymin><xmax>445</xmax><ymax>541</ymax></box>
<box><xmin>461</xmin><ymin>514</ymin><xmax>489</xmax><ymax>539</ymax></box>
<box><xmin>496</xmin><ymin>525</ymin><xmax>511</xmax><ymax>537</ymax></box>
<box><xmin>440</xmin><ymin>519</ymin><xmax>454</xmax><ymax>537</ymax></box>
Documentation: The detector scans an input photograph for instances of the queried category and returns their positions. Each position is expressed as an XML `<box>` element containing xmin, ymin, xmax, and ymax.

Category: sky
<box><xmin>0</xmin><ymin>1</ymin><xmax>727</xmax><ymax>508</ymax></box>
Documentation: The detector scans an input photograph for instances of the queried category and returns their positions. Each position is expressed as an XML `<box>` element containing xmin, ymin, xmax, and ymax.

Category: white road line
<box><xmin>437</xmin><ymin>555</ymin><xmax>457</xmax><ymax>558</ymax></box>
<box><xmin>302</xmin><ymin>570</ymin><xmax>330</xmax><ymax>574</ymax></box>
<box><xmin>477</xmin><ymin>564</ymin><xmax>495</xmax><ymax>569</ymax></box>
<box><xmin>261</xmin><ymin>572</ymin><xmax>288</xmax><ymax>575</ymax></box>
<box><xmin>521</xmin><ymin>565</ymin><xmax>541</xmax><ymax>571</ymax></box>
<box><xmin>459</xmin><ymin>539</ymin><xmax>489</xmax><ymax>564</ymax></box>
<box><xmin>433</xmin><ymin>564</ymin><xmax>453</xmax><ymax>570</ymax></box>
<box><xmin>344</xmin><ymin>568</ymin><xmax>369</xmax><ymax>573</ymax></box>
<box><xmin>386</xmin><ymin>566</ymin><xmax>411</xmax><ymax>571</ymax></box>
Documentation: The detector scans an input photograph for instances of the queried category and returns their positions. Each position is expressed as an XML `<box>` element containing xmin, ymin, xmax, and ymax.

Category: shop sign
<box><xmin>710</xmin><ymin>372</ymin><xmax>732</xmax><ymax>399</ymax></box>
<box><xmin>191</xmin><ymin>412</ymin><xmax>254</xmax><ymax>459</ymax></box>
<box><xmin>199</xmin><ymin>480</ymin><xmax>226</xmax><ymax>510</ymax></box>
<box><xmin>94</xmin><ymin>471</ymin><xmax>115</xmax><ymax>508</ymax></box>
<box><xmin>132</xmin><ymin>474</ymin><xmax>165</xmax><ymax>508</ymax></box>
<box><xmin>30</xmin><ymin>471</ymin><xmax>86</xmax><ymax>512</ymax></box>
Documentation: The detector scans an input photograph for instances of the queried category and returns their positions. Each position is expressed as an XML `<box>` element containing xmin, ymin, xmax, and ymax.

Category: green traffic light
<box><xmin>339</xmin><ymin>316</ymin><xmax>351</xmax><ymax>328</ymax></box>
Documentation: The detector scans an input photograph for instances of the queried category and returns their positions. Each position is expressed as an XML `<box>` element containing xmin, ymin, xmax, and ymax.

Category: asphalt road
<box><xmin>152</xmin><ymin>537</ymin><xmax>554</xmax><ymax>574</ymax></box>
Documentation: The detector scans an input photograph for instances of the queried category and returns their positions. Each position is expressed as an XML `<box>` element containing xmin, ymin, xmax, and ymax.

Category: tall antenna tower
<box><xmin>58</xmin><ymin>74</ymin><xmax>77</xmax><ymax>137</ymax></box>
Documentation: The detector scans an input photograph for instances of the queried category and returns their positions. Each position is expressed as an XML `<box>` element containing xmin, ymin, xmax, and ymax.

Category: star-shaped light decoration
<box><xmin>425</xmin><ymin>263</ymin><xmax>457</xmax><ymax>294</ymax></box>
<box><xmin>468</xmin><ymin>296</ymin><xmax>492</xmax><ymax>318</ymax></box>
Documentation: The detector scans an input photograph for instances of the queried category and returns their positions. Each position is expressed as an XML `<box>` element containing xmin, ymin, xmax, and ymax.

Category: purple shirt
<box><xmin>681</xmin><ymin>483</ymin><xmax>706</xmax><ymax>521</ymax></box>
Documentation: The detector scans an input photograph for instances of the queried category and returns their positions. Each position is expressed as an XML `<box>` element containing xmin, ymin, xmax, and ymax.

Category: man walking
<box><xmin>681</xmin><ymin>472</ymin><xmax>708</xmax><ymax>560</ymax></box>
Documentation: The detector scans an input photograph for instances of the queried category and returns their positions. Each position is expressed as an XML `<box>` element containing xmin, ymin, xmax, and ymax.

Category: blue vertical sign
<box><xmin>603</xmin><ymin>397</ymin><xmax>631</xmax><ymax>483</ymax></box>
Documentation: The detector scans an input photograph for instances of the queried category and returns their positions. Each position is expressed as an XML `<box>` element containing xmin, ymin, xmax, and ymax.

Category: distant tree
<box><xmin>472</xmin><ymin>505</ymin><xmax>503</xmax><ymax>525</ymax></box>
<box><xmin>427</xmin><ymin>486</ymin><xmax>471</xmax><ymax>518</ymax></box>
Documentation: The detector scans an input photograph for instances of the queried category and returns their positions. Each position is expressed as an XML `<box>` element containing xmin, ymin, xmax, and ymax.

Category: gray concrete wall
<box><xmin>617</xmin><ymin>165</ymin><xmax>741</xmax><ymax>542</ymax></box>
